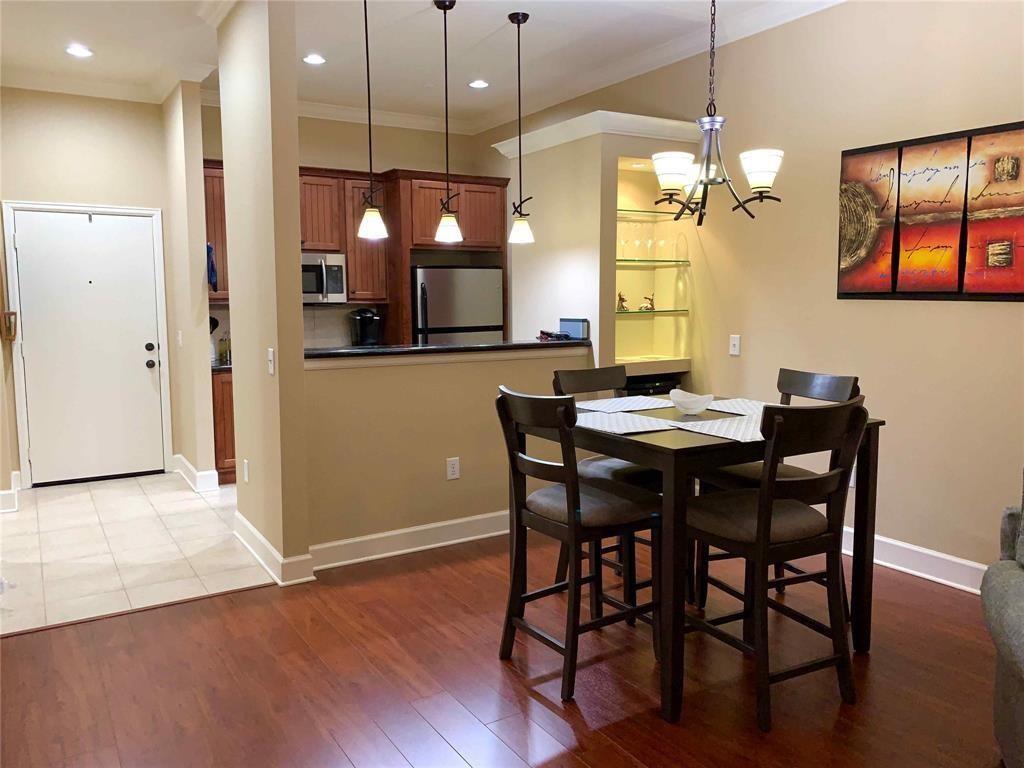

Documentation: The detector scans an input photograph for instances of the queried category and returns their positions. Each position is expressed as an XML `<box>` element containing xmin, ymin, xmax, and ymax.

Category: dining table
<box><xmin>530</xmin><ymin>396</ymin><xmax>884</xmax><ymax>723</ymax></box>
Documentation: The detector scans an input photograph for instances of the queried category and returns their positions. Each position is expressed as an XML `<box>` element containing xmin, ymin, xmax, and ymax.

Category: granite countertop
<box><xmin>210</xmin><ymin>339</ymin><xmax>591</xmax><ymax>371</ymax></box>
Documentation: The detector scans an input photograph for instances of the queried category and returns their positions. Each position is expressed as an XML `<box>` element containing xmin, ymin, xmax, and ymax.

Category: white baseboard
<box><xmin>233</xmin><ymin>510</ymin><xmax>315</xmax><ymax>586</ymax></box>
<box><xmin>0</xmin><ymin>471</ymin><xmax>21</xmax><ymax>513</ymax></box>
<box><xmin>172</xmin><ymin>454</ymin><xmax>219</xmax><ymax>493</ymax></box>
<box><xmin>310</xmin><ymin>510</ymin><xmax>508</xmax><ymax>572</ymax></box>
<box><xmin>842</xmin><ymin>526</ymin><xmax>986</xmax><ymax>595</ymax></box>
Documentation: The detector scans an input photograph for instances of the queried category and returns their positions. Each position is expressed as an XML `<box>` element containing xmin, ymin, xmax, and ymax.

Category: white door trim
<box><xmin>2</xmin><ymin>200</ymin><xmax>173</xmax><ymax>487</ymax></box>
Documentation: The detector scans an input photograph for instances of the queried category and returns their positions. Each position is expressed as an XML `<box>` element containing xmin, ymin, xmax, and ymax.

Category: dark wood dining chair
<box><xmin>496</xmin><ymin>385</ymin><xmax>661</xmax><ymax>701</ymax></box>
<box><xmin>685</xmin><ymin>397</ymin><xmax>867</xmax><ymax>731</ymax></box>
<box><xmin>552</xmin><ymin>366</ymin><xmax>662</xmax><ymax>621</ymax></box>
<box><xmin>694</xmin><ymin>368</ymin><xmax>860</xmax><ymax>607</ymax></box>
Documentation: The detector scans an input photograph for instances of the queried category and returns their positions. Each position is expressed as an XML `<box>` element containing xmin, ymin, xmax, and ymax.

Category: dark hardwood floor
<box><xmin>2</xmin><ymin>534</ymin><xmax>998</xmax><ymax>767</ymax></box>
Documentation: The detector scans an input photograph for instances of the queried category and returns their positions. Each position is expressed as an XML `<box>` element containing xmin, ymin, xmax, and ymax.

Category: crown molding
<box><xmin>472</xmin><ymin>0</ymin><xmax>846</xmax><ymax>134</ymax></box>
<box><xmin>200</xmin><ymin>89</ymin><xmax>476</xmax><ymax>135</ymax></box>
<box><xmin>194</xmin><ymin>0</ymin><xmax>236</xmax><ymax>29</ymax></box>
<box><xmin>491</xmin><ymin>111</ymin><xmax>701</xmax><ymax>160</ymax></box>
<box><xmin>1</xmin><ymin>66</ymin><xmax>161</xmax><ymax>104</ymax></box>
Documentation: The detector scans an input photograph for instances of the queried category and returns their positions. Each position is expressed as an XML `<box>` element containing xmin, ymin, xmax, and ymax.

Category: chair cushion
<box><xmin>687</xmin><ymin>489</ymin><xmax>828</xmax><ymax>544</ymax></box>
<box><xmin>701</xmin><ymin>461</ymin><xmax>819</xmax><ymax>490</ymax></box>
<box><xmin>578</xmin><ymin>456</ymin><xmax>662</xmax><ymax>494</ymax></box>
<box><xmin>526</xmin><ymin>483</ymin><xmax>661</xmax><ymax>528</ymax></box>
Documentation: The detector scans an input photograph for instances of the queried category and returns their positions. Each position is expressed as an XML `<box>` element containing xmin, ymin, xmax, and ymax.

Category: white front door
<box><xmin>12</xmin><ymin>209</ymin><xmax>166</xmax><ymax>484</ymax></box>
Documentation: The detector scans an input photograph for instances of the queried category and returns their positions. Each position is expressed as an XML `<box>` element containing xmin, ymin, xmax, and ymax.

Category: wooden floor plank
<box><xmin>1</xmin><ymin>535</ymin><xmax>999</xmax><ymax>768</ymax></box>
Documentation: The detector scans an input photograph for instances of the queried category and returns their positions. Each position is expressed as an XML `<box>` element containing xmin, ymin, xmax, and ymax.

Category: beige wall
<box><xmin>486</xmin><ymin>1</ymin><xmax>1024</xmax><ymax>564</ymax></box>
<box><xmin>304</xmin><ymin>348</ymin><xmax>592</xmax><ymax>544</ymax></box>
<box><xmin>202</xmin><ymin>104</ymin><xmax>490</xmax><ymax>175</ymax></box>
<box><xmin>1</xmin><ymin>87</ymin><xmax>169</xmax><ymax>481</ymax></box>
<box><xmin>161</xmin><ymin>82</ymin><xmax>216</xmax><ymax>472</ymax></box>
<box><xmin>218</xmin><ymin>0</ymin><xmax>308</xmax><ymax>558</ymax></box>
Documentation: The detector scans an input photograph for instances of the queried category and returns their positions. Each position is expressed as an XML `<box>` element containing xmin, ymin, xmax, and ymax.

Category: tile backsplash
<box><xmin>209</xmin><ymin>304</ymin><xmax>373</xmax><ymax>360</ymax></box>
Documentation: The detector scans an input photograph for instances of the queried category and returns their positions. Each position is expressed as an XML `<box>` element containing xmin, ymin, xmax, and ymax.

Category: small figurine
<box><xmin>617</xmin><ymin>291</ymin><xmax>629</xmax><ymax>312</ymax></box>
<box><xmin>639</xmin><ymin>293</ymin><xmax>655</xmax><ymax>311</ymax></box>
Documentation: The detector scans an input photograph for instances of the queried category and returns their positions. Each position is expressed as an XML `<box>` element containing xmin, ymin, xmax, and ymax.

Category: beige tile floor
<box><xmin>0</xmin><ymin>474</ymin><xmax>273</xmax><ymax>635</ymax></box>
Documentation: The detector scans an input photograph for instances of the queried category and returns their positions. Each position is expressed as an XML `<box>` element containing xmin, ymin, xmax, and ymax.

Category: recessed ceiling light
<box><xmin>303</xmin><ymin>53</ymin><xmax>326</xmax><ymax>65</ymax></box>
<box><xmin>65</xmin><ymin>42</ymin><xmax>93</xmax><ymax>59</ymax></box>
<box><xmin>468</xmin><ymin>79</ymin><xmax>489</xmax><ymax>89</ymax></box>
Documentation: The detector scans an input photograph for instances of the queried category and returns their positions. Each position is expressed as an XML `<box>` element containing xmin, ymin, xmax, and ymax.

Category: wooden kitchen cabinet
<box><xmin>409</xmin><ymin>179</ymin><xmax>451</xmax><ymax>247</ymax></box>
<box><xmin>212</xmin><ymin>371</ymin><xmax>236</xmax><ymax>485</ymax></box>
<box><xmin>204</xmin><ymin>168</ymin><xmax>230</xmax><ymax>302</ymax></box>
<box><xmin>459</xmin><ymin>183</ymin><xmax>504</xmax><ymax>248</ymax></box>
<box><xmin>344</xmin><ymin>179</ymin><xmax>388</xmax><ymax>302</ymax></box>
<box><xmin>299</xmin><ymin>176</ymin><xmax>343</xmax><ymax>251</ymax></box>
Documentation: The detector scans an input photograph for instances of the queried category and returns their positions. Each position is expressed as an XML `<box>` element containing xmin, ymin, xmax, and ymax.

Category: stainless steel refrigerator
<box><xmin>412</xmin><ymin>266</ymin><xmax>504</xmax><ymax>345</ymax></box>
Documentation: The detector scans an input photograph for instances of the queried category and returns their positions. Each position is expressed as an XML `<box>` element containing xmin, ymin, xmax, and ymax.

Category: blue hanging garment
<box><xmin>207</xmin><ymin>243</ymin><xmax>218</xmax><ymax>292</ymax></box>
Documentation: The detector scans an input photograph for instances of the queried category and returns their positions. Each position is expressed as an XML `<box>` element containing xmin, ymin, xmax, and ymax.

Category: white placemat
<box><xmin>576</xmin><ymin>395</ymin><xmax>670</xmax><ymax>413</ymax></box>
<box><xmin>673</xmin><ymin>415</ymin><xmax>764</xmax><ymax>442</ymax></box>
<box><xmin>576</xmin><ymin>411</ymin><xmax>678</xmax><ymax>435</ymax></box>
<box><xmin>706</xmin><ymin>398</ymin><xmax>769</xmax><ymax>417</ymax></box>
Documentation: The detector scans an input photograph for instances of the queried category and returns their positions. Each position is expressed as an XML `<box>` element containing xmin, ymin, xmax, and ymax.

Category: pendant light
<box><xmin>507</xmin><ymin>11</ymin><xmax>534</xmax><ymax>245</ymax></box>
<box><xmin>357</xmin><ymin>0</ymin><xmax>387</xmax><ymax>240</ymax></box>
<box><xmin>653</xmin><ymin>0</ymin><xmax>783</xmax><ymax>225</ymax></box>
<box><xmin>433</xmin><ymin>0</ymin><xmax>463</xmax><ymax>243</ymax></box>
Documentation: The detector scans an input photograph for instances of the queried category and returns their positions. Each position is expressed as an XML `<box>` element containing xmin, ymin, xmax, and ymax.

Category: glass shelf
<box><xmin>616</xmin><ymin>259</ymin><xmax>690</xmax><ymax>266</ymax></box>
<box><xmin>615</xmin><ymin>309</ymin><xmax>689</xmax><ymax>315</ymax></box>
<box><xmin>616</xmin><ymin>207</ymin><xmax>680</xmax><ymax>223</ymax></box>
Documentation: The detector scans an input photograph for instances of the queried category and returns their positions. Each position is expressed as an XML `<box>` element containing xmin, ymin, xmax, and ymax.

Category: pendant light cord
<box><xmin>363</xmin><ymin>0</ymin><xmax>375</xmax><ymax>204</ymax></box>
<box><xmin>706</xmin><ymin>0</ymin><xmax>716</xmax><ymax>117</ymax></box>
<box><xmin>516</xmin><ymin>19</ymin><xmax>523</xmax><ymax>208</ymax></box>
<box><xmin>443</xmin><ymin>7</ymin><xmax>451</xmax><ymax>201</ymax></box>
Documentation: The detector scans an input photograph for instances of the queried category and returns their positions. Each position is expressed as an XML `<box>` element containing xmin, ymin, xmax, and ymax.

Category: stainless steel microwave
<box><xmin>301</xmin><ymin>252</ymin><xmax>347</xmax><ymax>304</ymax></box>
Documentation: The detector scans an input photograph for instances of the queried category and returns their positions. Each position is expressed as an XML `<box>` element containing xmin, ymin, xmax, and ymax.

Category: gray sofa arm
<box><xmin>983</xmin><ymin>561</ymin><xmax>1024</xmax><ymax>677</ymax></box>
<box><xmin>1002</xmin><ymin>507</ymin><xmax>1022</xmax><ymax>562</ymax></box>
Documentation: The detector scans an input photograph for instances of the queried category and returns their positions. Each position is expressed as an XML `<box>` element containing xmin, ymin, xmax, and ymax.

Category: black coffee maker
<box><xmin>350</xmin><ymin>307</ymin><xmax>382</xmax><ymax>346</ymax></box>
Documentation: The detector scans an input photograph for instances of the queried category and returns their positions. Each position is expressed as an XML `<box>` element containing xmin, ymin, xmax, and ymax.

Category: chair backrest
<box><xmin>755</xmin><ymin>397</ymin><xmax>868</xmax><ymax>544</ymax></box>
<box><xmin>552</xmin><ymin>365</ymin><xmax>628</xmax><ymax>396</ymax></box>
<box><xmin>495</xmin><ymin>385</ymin><xmax>582</xmax><ymax>528</ymax></box>
<box><xmin>777</xmin><ymin>368</ymin><xmax>860</xmax><ymax>405</ymax></box>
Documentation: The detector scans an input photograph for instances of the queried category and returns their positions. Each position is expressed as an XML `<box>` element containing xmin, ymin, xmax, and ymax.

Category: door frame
<box><xmin>2</xmin><ymin>201</ymin><xmax>173</xmax><ymax>487</ymax></box>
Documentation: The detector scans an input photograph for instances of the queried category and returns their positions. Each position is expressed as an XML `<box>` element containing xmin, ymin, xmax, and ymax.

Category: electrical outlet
<box><xmin>267</xmin><ymin>348</ymin><xmax>275</xmax><ymax>375</ymax></box>
<box><xmin>729</xmin><ymin>334</ymin><xmax>741</xmax><ymax>356</ymax></box>
<box><xmin>445</xmin><ymin>457</ymin><xmax>460</xmax><ymax>481</ymax></box>
<box><xmin>243</xmin><ymin>459</ymin><xmax>250</xmax><ymax>483</ymax></box>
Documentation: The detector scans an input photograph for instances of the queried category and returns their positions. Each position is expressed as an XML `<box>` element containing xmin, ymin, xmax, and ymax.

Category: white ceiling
<box><xmin>1</xmin><ymin>0</ymin><xmax>842</xmax><ymax>134</ymax></box>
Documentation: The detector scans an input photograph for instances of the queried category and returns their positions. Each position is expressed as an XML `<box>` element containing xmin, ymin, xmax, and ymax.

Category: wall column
<box><xmin>161</xmin><ymin>81</ymin><xmax>217</xmax><ymax>483</ymax></box>
<box><xmin>217</xmin><ymin>0</ymin><xmax>310</xmax><ymax>579</ymax></box>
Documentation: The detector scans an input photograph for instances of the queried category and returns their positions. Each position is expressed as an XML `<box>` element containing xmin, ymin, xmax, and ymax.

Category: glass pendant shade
<box><xmin>435</xmin><ymin>212</ymin><xmax>463</xmax><ymax>243</ymax></box>
<box><xmin>357</xmin><ymin>207</ymin><xmax>388</xmax><ymax>240</ymax></box>
<box><xmin>652</xmin><ymin>151</ymin><xmax>696</xmax><ymax>195</ymax></box>
<box><xmin>739</xmin><ymin>149</ymin><xmax>784</xmax><ymax>193</ymax></box>
<box><xmin>508</xmin><ymin>216</ymin><xmax>534</xmax><ymax>244</ymax></box>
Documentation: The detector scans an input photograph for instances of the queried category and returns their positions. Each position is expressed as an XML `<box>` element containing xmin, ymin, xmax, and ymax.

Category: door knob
<box><xmin>145</xmin><ymin>342</ymin><xmax>155</xmax><ymax>351</ymax></box>
<box><xmin>146</xmin><ymin>360</ymin><xmax>156</xmax><ymax>369</ymax></box>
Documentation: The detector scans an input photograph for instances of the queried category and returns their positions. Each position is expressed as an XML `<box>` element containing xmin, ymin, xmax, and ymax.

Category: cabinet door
<box><xmin>212</xmin><ymin>372</ymin><xmax>236</xmax><ymax>483</ymax></box>
<box><xmin>300</xmin><ymin>176</ymin><xmax>342</xmax><ymax>251</ymax></box>
<box><xmin>410</xmin><ymin>179</ymin><xmax>450</xmax><ymax>246</ymax></box>
<box><xmin>204</xmin><ymin>168</ymin><xmax>230</xmax><ymax>301</ymax></box>
<box><xmin>344</xmin><ymin>180</ymin><xmax>388</xmax><ymax>303</ymax></box>
<box><xmin>459</xmin><ymin>183</ymin><xmax>504</xmax><ymax>249</ymax></box>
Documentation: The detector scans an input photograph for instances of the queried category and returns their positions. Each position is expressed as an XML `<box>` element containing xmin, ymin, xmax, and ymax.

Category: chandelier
<box><xmin>653</xmin><ymin>0</ymin><xmax>783</xmax><ymax>226</ymax></box>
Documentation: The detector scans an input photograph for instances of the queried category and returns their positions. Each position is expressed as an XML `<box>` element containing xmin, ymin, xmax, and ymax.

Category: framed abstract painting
<box><xmin>837</xmin><ymin>120</ymin><xmax>1024</xmax><ymax>301</ymax></box>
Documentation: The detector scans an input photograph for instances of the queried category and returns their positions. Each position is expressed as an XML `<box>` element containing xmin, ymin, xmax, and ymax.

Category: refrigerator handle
<box><xmin>419</xmin><ymin>282</ymin><xmax>429</xmax><ymax>345</ymax></box>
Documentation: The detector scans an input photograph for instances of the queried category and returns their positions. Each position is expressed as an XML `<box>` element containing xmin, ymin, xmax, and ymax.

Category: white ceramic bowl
<box><xmin>670</xmin><ymin>389</ymin><xmax>714</xmax><ymax>415</ymax></box>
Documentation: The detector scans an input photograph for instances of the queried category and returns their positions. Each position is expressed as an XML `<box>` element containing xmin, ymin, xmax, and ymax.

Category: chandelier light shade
<box><xmin>653</xmin><ymin>0</ymin><xmax>782</xmax><ymax>225</ymax></box>
<box><xmin>740</xmin><ymin>148</ymin><xmax>784</xmax><ymax>193</ymax></box>
<box><xmin>433</xmin><ymin>0</ymin><xmax>462</xmax><ymax>244</ymax></box>
<box><xmin>358</xmin><ymin>0</ymin><xmax>387</xmax><ymax>240</ymax></box>
<box><xmin>508</xmin><ymin>11</ymin><xmax>534</xmax><ymax>245</ymax></box>
<box><xmin>508</xmin><ymin>216</ymin><xmax>535</xmax><ymax>244</ymax></box>
<box><xmin>435</xmin><ymin>213</ymin><xmax>464</xmax><ymax>243</ymax></box>
<box><xmin>652</xmin><ymin>151</ymin><xmax>696</xmax><ymax>195</ymax></box>
<box><xmin>357</xmin><ymin>207</ymin><xmax>388</xmax><ymax>240</ymax></box>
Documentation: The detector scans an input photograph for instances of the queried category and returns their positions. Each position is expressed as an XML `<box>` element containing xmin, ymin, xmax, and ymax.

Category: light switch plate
<box><xmin>729</xmin><ymin>335</ymin><xmax>741</xmax><ymax>356</ymax></box>
<box><xmin>267</xmin><ymin>347</ymin><xmax>275</xmax><ymax>375</ymax></box>
<box><xmin>243</xmin><ymin>459</ymin><xmax>250</xmax><ymax>483</ymax></box>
